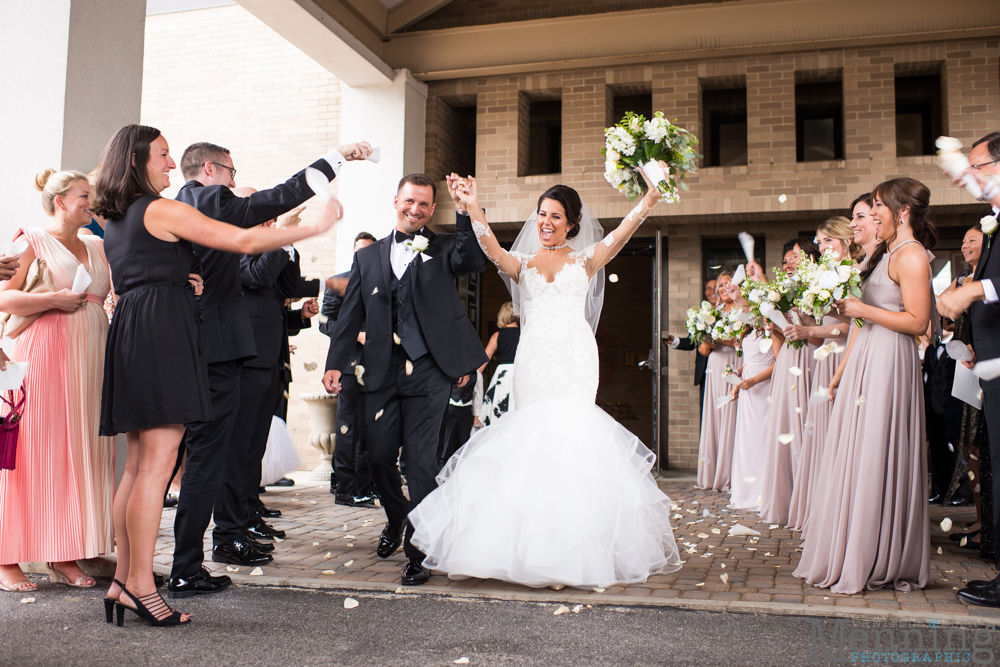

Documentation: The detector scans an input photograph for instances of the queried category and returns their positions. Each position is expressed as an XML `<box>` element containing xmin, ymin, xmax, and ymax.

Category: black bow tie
<box><xmin>395</xmin><ymin>229</ymin><xmax>422</xmax><ymax>243</ymax></box>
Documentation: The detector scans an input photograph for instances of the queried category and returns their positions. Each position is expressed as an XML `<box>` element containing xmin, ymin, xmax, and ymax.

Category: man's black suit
<box><xmin>923</xmin><ymin>339</ymin><xmax>963</xmax><ymax>499</ymax></box>
<box><xmin>969</xmin><ymin>207</ymin><xmax>1000</xmax><ymax>570</ymax></box>
<box><xmin>170</xmin><ymin>159</ymin><xmax>335</xmax><ymax>580</ymax></box>
<box><xmin>325</xmin><ymin>213</ymin><xmax>488</xmax><ymax>559</ymax></box>
<box><xmin>674</xmin><ymin>337</ymin><xmax>710</xmax><ymax>415</ymax></box>
<box><xmin>321</xmin><ymin>272</ymin><xmax>371</xmax><ymax>497</ymax></box>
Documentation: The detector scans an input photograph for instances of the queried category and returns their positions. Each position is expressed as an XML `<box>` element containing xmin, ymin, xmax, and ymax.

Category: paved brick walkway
<box><xmin>152</xmin><ymin>473</ymin><xmax>1000</xmax><ymax>625</ymax></box>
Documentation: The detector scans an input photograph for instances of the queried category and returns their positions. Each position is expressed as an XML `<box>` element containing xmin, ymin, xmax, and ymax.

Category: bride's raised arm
<box><xmin>450</xmin><ymin>174</ymin><xmax>522</xmax><ymax>280</ymax></box>
<box><xmin>584</xmin><ymin>163</ymin><xmax>663</xmax><ymax>278</ymax></box>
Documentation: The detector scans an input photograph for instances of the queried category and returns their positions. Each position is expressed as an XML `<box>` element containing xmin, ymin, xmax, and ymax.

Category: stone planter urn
<box><xmin>298</xmin><ymin>392</ymin><xmax>338</xmax><ymax>481</ymax></box>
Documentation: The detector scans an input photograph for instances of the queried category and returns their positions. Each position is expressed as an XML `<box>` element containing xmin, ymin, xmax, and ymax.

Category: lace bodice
<box><xmin>511</xmin><ymin>253</ymin><xmax>600</xmax><ymax>408</ymax></box>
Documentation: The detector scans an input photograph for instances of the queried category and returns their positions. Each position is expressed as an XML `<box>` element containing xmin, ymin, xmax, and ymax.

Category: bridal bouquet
<box><xmin>711</xmin><ymin>308</ymin><xmax>747</xmax><ymax>355</ymax></box>
<box><xmin>602</xmin><ymin>111</ymin><xmax>699</xmax><ymax>202</ymax></box>
<box><xmin>794</xmin><ymin>249</ymin><xmax>865</xmax><ymax>328</ymax></box>
<box><xmin>685</xmin><ymin>300</ymin><xmax>720</xmax><ymax>346</ymax></box>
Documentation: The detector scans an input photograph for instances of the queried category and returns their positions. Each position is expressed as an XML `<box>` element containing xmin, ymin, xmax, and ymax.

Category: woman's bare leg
<box><xmin>108</xmin><ymin>432</ymin><xmax>140</xmax><ymax>600</ymax></box>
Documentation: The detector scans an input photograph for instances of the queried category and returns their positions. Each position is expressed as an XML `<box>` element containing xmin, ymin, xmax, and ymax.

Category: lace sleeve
<box><xmin>471</xmin><ymin>211</ymin><xmax>521</xmax><ymax>279</ymax></box>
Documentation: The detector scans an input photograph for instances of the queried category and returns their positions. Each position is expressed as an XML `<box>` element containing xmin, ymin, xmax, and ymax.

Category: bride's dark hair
<box><xmin>537</xmin><ymin>184</ymin><xmax>583</xmax><ymax>239</ymax></box>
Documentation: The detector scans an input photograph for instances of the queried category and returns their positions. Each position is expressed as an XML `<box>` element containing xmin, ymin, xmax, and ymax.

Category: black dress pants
<box><xmin>333</xmin><ymin>375</ymin><xmax>372</xmax><ymax>496</ymax></box>
<box><xmin>437</xmin><ymin>404</ymin><xmax>473</xmax><ymax>469</ymax></box>
<box><xmin>362</xmin><ymin>348</ymin><xmax>451</xmax><ymax>559</ymax></box>
<box><xmin>213</xmin><ymin>363</ymin><xmax>282</xmax><ymax>547</ymax></box>
<box><xmin>171</xmin><ymin>359</ymin><xmax>242</xmax><ymax>580</ymax></box>
<box><xmin>926</xmin><ymin>411</ymin><xmax>955</xmax><ymax>498</ymax></box>
<box><xmin>982</xmin><ymin>375</ymin><xmax>1000</xmax><ymax>570</ymax></box>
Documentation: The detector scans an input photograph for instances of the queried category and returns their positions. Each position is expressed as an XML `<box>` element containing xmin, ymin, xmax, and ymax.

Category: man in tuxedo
<box><xmin>167</xmin><ymin>140</ymin><xmax>370</xmax><ymax>599</ymax></box>
<box><xmin>923</xmin><ymin>319</ymin><xmax>964</xmax><ymax>504</ymax></box>
<box><xmin>321</xmin><ymin>231</ymin><xmax>378</xmax><ymax>507</ymax></box>
<box><xmin>939</xmin><ymin>130</ymin><xmax>1000</xmax><ymax>607</ymax></box>
<box><xmin>323</xmin><ymin>173</ymin><xmax>488</xmax><ymax>586</ymax></box>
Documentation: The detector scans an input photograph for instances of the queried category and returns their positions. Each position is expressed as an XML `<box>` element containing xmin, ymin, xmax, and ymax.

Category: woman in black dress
<box><xmin>478</xmin><ymin>301</ymin><xmax>520</xmax><ymax>427</ymax></box>
<box><xmin>91</xmin><ymin>125</ymin><xmax>341</xmax><ymax>627</ymax></box>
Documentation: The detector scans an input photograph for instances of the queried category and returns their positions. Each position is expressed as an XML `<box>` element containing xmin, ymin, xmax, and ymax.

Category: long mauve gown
<box><xmin>729</xmin><ymin>329</ymin><xmax>775</xmax><ymax>510</ymax></box>
<box><xmin>0</xmin><ymin>228</ymin><xmax>115</xmax><ymax>563</ymax></box>
<box><xmin>788</xmin><ymin>316</ymin><xmax>845</xmax><ymax>533</ymax></box>
<box><xmin>793</xmin><ymin>242</ymin><xmax>929</xmax><ymax>594</ymax></box>
<box><xmin>696</xmin><ymin>344</ymin><xmax>738</xmax><ymax>490</ymax></box>
<box><xmin>759</xmin><ymin>339</ymin><xmax>817</xmax><ymax>525</ymax></box>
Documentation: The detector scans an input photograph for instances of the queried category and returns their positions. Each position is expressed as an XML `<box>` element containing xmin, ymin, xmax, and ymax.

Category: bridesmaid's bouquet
<box><xmin>602</xmin><ymin>111</ymin><xmax>700</xmax><ymax>202</ymax></box>
<box><xmin>743</xmin><ymin>274</ymin><xmax>804</xmax><ymax>348</ymax></box>
<box><xmin>795</xmin><ymin>250</ymin><xmax>864</xmax><ymax>328</ymax></box>
<box><xmin>685</xmin><ymin>300</ymin><xmax>720</xmax><ymax>346</ymax></box>
<box><xmin>711</xmin><ymin>307</ymin><xmax>747</xmax><ymax>356</ymax></box>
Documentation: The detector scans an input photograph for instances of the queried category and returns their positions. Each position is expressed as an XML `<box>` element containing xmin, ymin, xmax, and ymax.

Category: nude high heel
<box><xmin>46</xmin><ymin>563</ymin><xmax>96</xmax><ymax>588</ymax></box>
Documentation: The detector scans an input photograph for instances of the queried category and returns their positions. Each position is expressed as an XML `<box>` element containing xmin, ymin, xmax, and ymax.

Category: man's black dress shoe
<box><xmin>153</xmin><ymin>572</ymin><xmax>165</xmax><ymax>588</ymax></box>
<box><xmin>211</xmin><ymin>539</ymin><xmax>274</xmax><ymax>567</ymax></box>
<box><xmin>964</xmin><ymin>579</ymin><xmax>994</xmax><ymax>590</ymax></box>
<box><xmin>335</xmin><ymin>492</ymin><xmax>357</xmax><ymax>507</ymax></box>
<box><xmin>272</xmin><ymin>477</ymin><xmax>295</xmax><ymax>487</ymax></box>
<box><xmin>243</xmin><ymin>534</ymin><xmax>275</xmax><ymax>553</ymax></box>
<box><xmin>353</xmin><ymin>488</ymin><xmax>378</xmax><ymax>508</ymax></box>
<box><xmin>248</xmin><ymin>517</ymin><xmax>286</xmax><ymax>540</ymax></box>
<box><xmin>957</xmin><ymin>580</ymin><xmax>1000</xmax><ymax>607</ymax></box>
<box><xmin>946</xmin><ymin>497</ymin><xmax>972</xmax><ymax>507</ymax></box>
<box><xmin>402</xmin><ymin>559</ymin><xmax>429</xmax><ymax>586</ymax></box>
<box><xmin>377</xmin><ymin>523</ymin><xmax>403</xmax><ymax>558</ymax></box>
<box><xmin>167</xmin><ymin>568</ymin><xmax>233</xmax><ymax>599</ymax></box>
<box><xmin>258</xmin><ymin>506</ymin><xmax>282</xmax><ymax>519</ymax></box>
<box><xmin>928</xmin><ymin>494</ymin><xmax>943</xmax><ymax>504</ymax></box>
<box><xmin>163</xmin><ymin>493</ymin><xmax>178</xmax><ymax>508</ymax></box>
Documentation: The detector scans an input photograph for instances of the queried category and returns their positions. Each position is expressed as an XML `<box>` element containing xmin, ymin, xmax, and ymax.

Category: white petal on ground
<box><xmin>250</xmin><ymin>567</ymin><xmax>263</xmax><ymax>576</ymax></box>
<box><xmin>940</xmin><ymin>518</ymin><xmax>953</xmax><ymax>532</ymax></box>
<box><xmin>344</xmin><ymin>598</ymin><xmax>359</xmax><ymax>609</ymax></box>
<box><xmin>344</xmin><ymin>560</ymin><xmax>354</xmax><ymax>567</ymax></box>
<box><xmin>593</xmin><ymin>588</ymin><xmax>605</xmax><ymax>593</ymax></box>
<box><xmin>395</xmin><ymin>587</ymin><xmax>404</xmax><ymax>594</ymax></box>
<box><xmin>322</xmin><ymin>570</ymin><xmax>335</xmax><ymax>575</ymax></box>
<box><xmin>324</xmin><ymin>552</ymin><xmax>332</xmax><ymax>560</ymax></box>
<box><xmin>711</xmin><ymin>528</ymin><xmax>721</xmax><ymax>534</ymax></box>
<box><xmin>572</xmin><ymin>605</ymin><xmax>583</xmax><ymax>614</ymax></box>
<box><xmin>720</xmin><ymin>574</ymin><xmax>729</xmax><ymax>584</ymax></box>
<box><xmin>20</xmin><ymin>597</ymin><xmax>35</xmax><ymax>604</ymax></box>
<box><xmin>226</xmin><ymin>565</ymin><xmax>239</xmax><ymax>572</ymax></box>
<box><xmin>554</xmin><ymin>605</ymin><xmax>570</xmax><ymax>615</ymax></box>
<box><xmin>312</xmin><ymin>542</ymin><xmax>319</xmax><ymax>546</ymax></box>
<box><xmin>769</xmin><ymin>525</ymin><xmax>779</xmax><ymax>529</ymax></box>
<box><xmin>454</xmin><ymin>659</ymin><xmax>470</xmax><ymax>665</ymax></box>
<box><xmin>697</xmin><ymin>533</ymin><xmax>710</xmax><ymax>539</ymax></box>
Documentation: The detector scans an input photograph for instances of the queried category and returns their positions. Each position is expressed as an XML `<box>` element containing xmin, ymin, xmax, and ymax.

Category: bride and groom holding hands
<box><xmin>322</xmin><ymin>164</ymin><xmax>681</xmax><ymax>588</ymax></box>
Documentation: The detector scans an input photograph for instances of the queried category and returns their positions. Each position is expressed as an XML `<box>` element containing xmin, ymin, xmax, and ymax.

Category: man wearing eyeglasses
<box><xmin>166</xmin><ymin>140</ymin><xmax>370</xmax><ymax>600</ymax></box>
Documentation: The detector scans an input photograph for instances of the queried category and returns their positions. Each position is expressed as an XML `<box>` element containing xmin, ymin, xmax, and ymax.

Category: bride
<box><xmin>408</xmin><ymin>168</ymin><xmax>681</xmax><ymax>589</ymax></box>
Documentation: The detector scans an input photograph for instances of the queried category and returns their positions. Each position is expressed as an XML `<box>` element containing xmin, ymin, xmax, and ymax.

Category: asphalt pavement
<box><xmin>2</xmin><ymin>579</ymin><xmax>995</xmax><ymax>666</ymax></box>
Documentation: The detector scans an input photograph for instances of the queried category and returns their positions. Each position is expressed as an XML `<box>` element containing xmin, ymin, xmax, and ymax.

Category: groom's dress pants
<box><xmin>363</xmin><ymin>346</ymin><xmax>451</xmax><ymax>559</ymax></box>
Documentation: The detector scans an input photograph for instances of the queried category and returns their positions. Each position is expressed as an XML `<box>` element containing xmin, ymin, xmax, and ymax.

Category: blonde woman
<box><xmin>0</xmin><ymin>169</ymin><xmax>114</xmax><ymax>592</ymax></box>
<box><xmin>478</xmin><ymin>301</ymin><xmax>520</xmax><ymax>427</ymax></box>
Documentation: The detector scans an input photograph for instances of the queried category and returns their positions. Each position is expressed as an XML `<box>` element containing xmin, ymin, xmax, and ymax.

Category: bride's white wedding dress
<box><xmin>409</xmin><ymin>245</ymin><xmax>681</xmax><ymax>588</ymax></box>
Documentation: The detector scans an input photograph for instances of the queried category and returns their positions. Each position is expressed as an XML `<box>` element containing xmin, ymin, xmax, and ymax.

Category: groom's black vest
<box><xmin>391</xmin><ymin>261</ymin><xmax>429</xmax><ymax>360</ymax></box>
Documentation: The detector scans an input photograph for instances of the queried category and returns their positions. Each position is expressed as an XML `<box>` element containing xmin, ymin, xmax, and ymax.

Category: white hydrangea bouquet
<box><xmin>741</xmin><ymin>274</ymin><xmax>806</xmax><ymax>348</ymax></box>
<box><xmin>711</xmin><ymin>307</ymin><xmax>747</xmax><ymax>356</ymax></box>
<box><xmin>685</xmin><ymin>300</ymin><xmax>720</xmax><ymax>347</ymax></box>
<box><xmin>795</xmin><ymin>249</ymin><xmax>864</xmax><ymax>328</ymax></box>
<box><xmin>602</xmin><ymin>111</ymin><xmax>700</xmax><ymax>202</ymax></box>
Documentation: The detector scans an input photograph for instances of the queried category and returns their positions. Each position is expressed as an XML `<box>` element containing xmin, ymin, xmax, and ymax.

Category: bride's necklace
<box><xmin>541</xmin><ymin>242</ymin><xmax>568</xmax><ymax>250</ymax></box>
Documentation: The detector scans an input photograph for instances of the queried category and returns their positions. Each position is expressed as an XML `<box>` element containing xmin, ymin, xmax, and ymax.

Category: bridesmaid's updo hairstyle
<box><xmin>537</xmin><ymin>184</ymin><xmax>583</xmax><ymax>239</ymax></box>
<box><xmin>34</xmin><ymin>168</ymin><xmax>88</xmax><ymax>216</ymax></box>
<box><xmin>90</xmin><ymin>124</ymin><xmax>164</xmax><ymax>221</ymax></box>
<box><xmin>818</xmin><ymin>216</ymin><xmax>865</xmax><ymax>263</ymax></box>
<box><xmin>862</xmin><ymin>177</ymin><xmax>937</xmax><ymax>280</ymax></box>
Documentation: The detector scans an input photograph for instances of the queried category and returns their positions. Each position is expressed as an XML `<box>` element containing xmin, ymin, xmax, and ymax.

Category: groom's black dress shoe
<box><xmin>377</xmin><ymin>523</ymin><xmax>403</xmax><ymax>558</ymax></box>
<box><xmin>957</xmin><ymin>579</ymin><xmax>1000</xmax><ymax>607</ymax></box>
<box><xmin>964</xmin><ymin>579</ymin><xmax>993</xmax><ymax>590</ymax></box>
<box><xmin>211</xmin><ymin>539</ymin><xmax>274</xmax><ymax>567</ymax></box>
<box><xmin>167</xmin><ymin>568</ymin><xmax>233</xmax><ymax>599</ymax></box>
<box><xmin>402</xmin><ymin>559</ymin><xmax>430</xmax><ymax>586</ymax></box>
<box><xmin>928</xmin><ymin>494</ymin><xmax>943</xmax><ymax>504</ymax></box>
<box><xmin>248</xmin><ymin>517</ymin><xmax>286</xmax><ymax>540</ymax></box>
<box><xmin>258</xmin><ymin>505</ymin><xmax>282</xmax><ymax>519</ymax></box>
<box><xmin>242</xmin><ymin>534</ymin><xmax>275</xmax><ymax>553</ymax></box>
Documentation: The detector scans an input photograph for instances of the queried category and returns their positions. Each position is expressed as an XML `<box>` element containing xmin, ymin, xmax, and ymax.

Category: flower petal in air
<box><xmin>405</xmin><ymin>360</ymin><xmax>413</xmax><ymax>376</ymax></box>
<box><xmin>778</xmin><ymin>433</ymin><xmax>794</xmax><ymax>445</ymax></box>
<box><xmin>788</xmin><ymin>366</ymin><xmax>802</xmax><ymax>377</ymax></box>
<box><xmin>940</xmin><ymin>517</ymin><xmax>953</xmax><ymax>532</ymax></box>
<box><xmin>375</xmin><ymin>409</ymin><xmax>384</xmax><ymax>421</ymax></box>
<box><xmin>855</xmin><ymin>396</ymin><xmax>866</xmax><ymax>406</ymax></box>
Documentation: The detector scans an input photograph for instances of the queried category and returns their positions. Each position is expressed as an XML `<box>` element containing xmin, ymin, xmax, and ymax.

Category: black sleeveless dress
<box><xmin>100</xmin><ymin>195</ymin><xmax>212</xmax><ymax>435</ymax></box>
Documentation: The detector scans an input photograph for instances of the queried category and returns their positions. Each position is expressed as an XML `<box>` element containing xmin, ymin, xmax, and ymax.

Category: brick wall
<box><xmin>425</xmin><ymin>37</ymin><xmax>1000</xmax><ymax>469</ymax></box>
<box><xmin>141</xmin><ymin>5</ymin><xmax>341</xmax><ymax>469</ymax></box>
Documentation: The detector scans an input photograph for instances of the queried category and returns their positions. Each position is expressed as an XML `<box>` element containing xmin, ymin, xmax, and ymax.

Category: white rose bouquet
<box><xmin>685</xmin><ymin>299</ymin><xmax>720</xmax><ymax>347</ymax></box>
<box><xmin>711</xmin><ymin>307</ymin><xmax>747</xmax><ymax>356</ymax></box>
<box><xmin>794</xmin><ymin>249</ymin><xmax>864</xmax><ymax>328</ymax></box>
<box><xmin>602</xmin><ymin>111</ymin><xmax>699</xmax><ymax>202</ymax></box>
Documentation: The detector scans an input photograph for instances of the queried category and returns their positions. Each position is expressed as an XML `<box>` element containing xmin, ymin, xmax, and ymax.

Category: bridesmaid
<box><xmin>705</xmin><ymin>272</ymin><xmax>740</xmax><ymax>491</ymax></box>
<box><xmin>728</xmin><ymin>310</ymin><xmax>778</xmax><ymax>510</ymax></box>
<box><xmin>784</xmin><ymin>214</ymin><xmax>865</xmax><ymax>532</ymax></box>
<box><xmin>0</xmin><ymin>170</ymin><xmax>113</xmax><ymax>592</ymax></box>
<box><xmin>758</xmin><ymin>239</ymin><xmax>821</xmax><ymax>525</ymax></box>
<box><xmin>795</xmin><ymin>177</ymin><xmax>933</xmax><ymax>594</ymax></box>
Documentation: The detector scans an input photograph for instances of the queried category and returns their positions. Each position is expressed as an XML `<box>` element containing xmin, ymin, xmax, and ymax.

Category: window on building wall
<box><xmin>795</xmin><ymin>81</ymin><xmax>844</xmax><ymax>162</ymax></box>
<box><xmin>702</xmin><ymin>87</ymin><xmax>748</xmax><ymax>167</ymax></box>
<box><xmin>431</xmin><ymin>96</ymin><xmax>476</xmax><ymax>180</ymax></box>
<box><xmin>611</xmin><ymin>93</ymin><xmax>653</xmax><ymax>125</ymax></box>
<box><xmin>895</xmin><ymin>74</ymin><xmax>942</xmax><ymax>157</ymax></box>
<box><xmin>523</xmin><ymin>98</ymin><xmax>562</xmax><ymax>176</ymax></box>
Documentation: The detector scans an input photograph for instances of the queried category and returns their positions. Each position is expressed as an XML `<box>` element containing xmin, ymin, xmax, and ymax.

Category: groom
<box><xmin>323</xmin><ymin>173</ymin><xmax>488</xmax><ymax>585</ymax></box>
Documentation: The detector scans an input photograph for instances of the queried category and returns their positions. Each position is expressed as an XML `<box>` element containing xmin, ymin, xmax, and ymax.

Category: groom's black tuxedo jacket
<box><xmin>176</xmin><ymin>158</ymin><xmax>335</xmax><ymax>365</ymax></box>
<box><xmin>970</xmin><ymin>207</ymin><xmax>1000</xmax><ymax>362</ymax></box>
<box><xmin>325</xmin><ymin>213</ymin><xmax>489</xmax><ymax>392</ymax></box>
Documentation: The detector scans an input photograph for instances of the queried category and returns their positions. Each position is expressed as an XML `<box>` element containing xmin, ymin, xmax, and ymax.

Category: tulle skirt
<box><xmin>409</xmin><ymin>397</ymin><xmax>682</xmax><ymax>589</ymax></box>
<box><xmin>260</xmin><ymin>416</ymin><xmax>301</xmax><ymax>487</ymax></box>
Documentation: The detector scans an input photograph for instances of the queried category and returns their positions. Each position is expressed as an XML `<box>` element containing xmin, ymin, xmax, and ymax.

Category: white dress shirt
<box><xmin>390</xmin><ymin>230</ymin><xmax>420</xmax><ymax>280</ymax></box>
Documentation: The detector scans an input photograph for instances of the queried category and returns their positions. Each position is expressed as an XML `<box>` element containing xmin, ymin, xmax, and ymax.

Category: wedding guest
<box><xmin>786</xmin><ymin>215</ymin><xmax>862</xmax><ymax>533</ymax></box>
<box><xmin>759</xmin><ymin>239</ymin><xmax>821</xmax><ymax>525</ymax></box>
<box><xmin>693</xmin><ymin>271</ymin><xmax>738</xmax><ymax>491</ymax></box>
<box><xmin>92</xmin><ymin>124</ymin><xmax>340</xmax><ymax>626</ymax></box>
<box><xmin>0</xmin><ymin>169</ymin><xmax>113</xmax><ymax>592</ymax></box>
<box><xmin>923</xmin><ymin>316</ymin><xmax>964</xmax><ymax>505</ymax></box>
<box><xmin>321</xmin><ymin>231</ymin><xmax>377</xmax><ymax>507</ymax></box>
<box><xmin>795</xmin><ymin>177</ymin><xmax>934</xmax><ymax>594</ymax></box>
<box><xmin>478</xmin><ymin>301</ymin><xmax>520</xmax><ymax>427</ymax></box>
<box><xmin>939</xmin><ymin>145</ymin><xmax>1000</xmax><ymax>606</ymax></box>
<box><xmin>438</xmin><ymin>375</ymin><xmax>477</xmax><ymax>469</ymax></box>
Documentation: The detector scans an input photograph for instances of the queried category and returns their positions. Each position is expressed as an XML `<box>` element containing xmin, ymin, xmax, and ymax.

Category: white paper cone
<box><xmin>952</xmin><ymin>362</ymin><xmax>983</xmax><ymax>410</ymax></box>
<box><xmin>946</xmin><ymin>339</ymin><xmax>973</xmax><ymax>362</ymax></box>
<box><xmin>738</xmin><ymin>232</ymin><xmax>755</xmax><ymax>263</ymax></box>
<box><xmin>305</xmin><ymin>166</ymin><xmax>333</xmax><ymax>202</ymax></box>
<box><xmin>788</xmin><ymin>310</ymin><xmax>801</xmax><ymax>326</ymax></box>
<box><xmin>731</xmin><ymin>264</ymin><xmax>746</xmax><ymax>287</ymax></box>
<box><xmin>715</xmin><ymin>394</ymin><xmax>734</xmax><ymax>410</ymax></box>
<box><xmin>0</xmin><ymin>362</ymin><xmax>28</xmax><ymax>391</ymax></box>
<box><xmin>5</xmin><ymin>241</ymin><xmax>28</xmax><ymax>258</ymax></box>
<box><xmin>938</xmin><ymin>150</ymin><xmax>984</xmax><ymax>199</ymax></box>
<box><xmin>972</xmin><ymin>358</ymin><xmax>1000</xmax><ymax>382</ymax></box>
<box><xmin>71</xmin><ymin>263</ymin><xmax>92</xmax><ymax>293</ymax></box>
<box><xmin>736</xmin><ymin>313</ymin><xmax>755</xmax><ymax>325</ymax></box>
<box><xmin>760</xmin><ymin>304</ymin><xmax>790</xmax><ymax>330</ymax></box>
<box><xmin>640</xmin><ymin>161</ymin><xmax>667</xmax><ymax>188</ymax></box>
<box><xmin>724</xmin><ymin>373</ymin><xmax>742</xmax><ymax>386</ymax></box>
<box><xmin>366</xmin><ymin>147</ymin><xmax>381</xmax><ymax>164</ymax></box>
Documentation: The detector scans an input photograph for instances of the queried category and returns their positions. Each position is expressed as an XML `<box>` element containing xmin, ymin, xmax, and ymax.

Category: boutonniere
<box><xmin>981</xmin><ymin>214</ymin><xmax>997</xmax><ymax>248</ymax></box>
<box><xmin>406</xmin><ymin>235</ymin><xmax>429</xmax><ymax>254</ymax></box>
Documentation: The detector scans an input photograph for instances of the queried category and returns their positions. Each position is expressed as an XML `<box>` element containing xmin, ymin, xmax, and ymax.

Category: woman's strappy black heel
<box><xmin>113</xmin><ymin>579</ymin><xmax>191</xmax><ymax>627</ymax></box>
